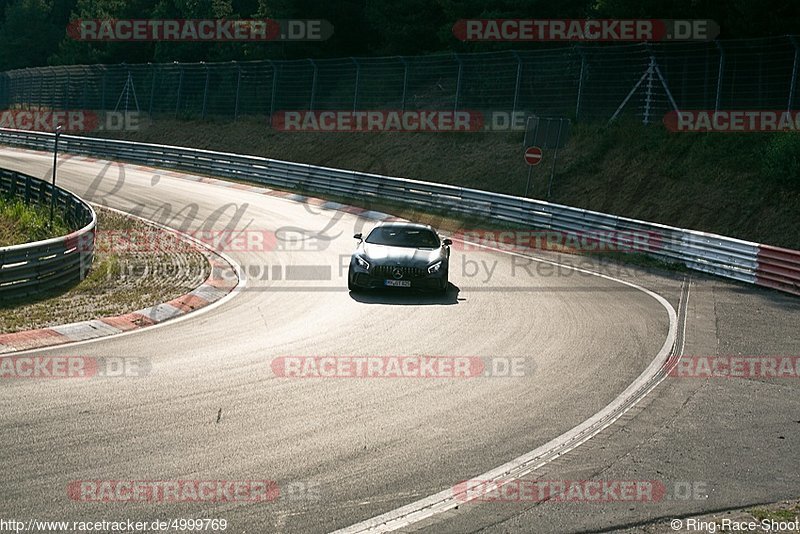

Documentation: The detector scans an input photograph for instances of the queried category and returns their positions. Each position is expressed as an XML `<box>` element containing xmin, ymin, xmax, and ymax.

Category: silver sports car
<box><xmin>348</xmin><ymin>222</ymin><xmax>452</xmax><ymax>293</ymax></box>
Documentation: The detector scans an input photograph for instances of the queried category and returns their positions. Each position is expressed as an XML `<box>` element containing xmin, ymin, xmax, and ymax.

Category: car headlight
<box><xmin>355</xmin><ymin>255</ymin><xmax>370</xmax><ymax>270</ymax></box>
<box><xmin>428</xmin><ymin>261</ymin><xmax>442</xmax><ymax>274</ymax></box>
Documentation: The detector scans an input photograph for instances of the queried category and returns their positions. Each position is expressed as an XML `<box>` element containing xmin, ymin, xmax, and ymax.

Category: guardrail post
<box><xmin>233</xmin><ymin>61</ymin><xmax>241</xmax><ymax>120</ymax></box>
<box><xmin>714</xmin><ymin>41</ymin><xmax>725</xmax><ymax>112</ymax></box>
<box><xmin>453</xmin><ymin>53</ymin><xmax>463</xmax><ymax>113</ymax></box>
<box><xmin>788</xmin><ymin>36</ymin><xmax>798</xmax><ymax>112</ymax></box>
<box><xmin>351</xmin><ymin>57</ymin><xmax>360</xmax><ymax>112</ymax></box>
<box><xmin>308</xmin><ymin>59</ymin><xmax>317</xmax><ymax>111</ymax></box>
<box><xmin>511</xmin><ymin>51</ymin><xmax>522</xmax><ymax>117</ymax></box>
<box><xmin>201</xmin><ymin>63</ymin><xmax>210</xmax><ymax>119</ymax></box>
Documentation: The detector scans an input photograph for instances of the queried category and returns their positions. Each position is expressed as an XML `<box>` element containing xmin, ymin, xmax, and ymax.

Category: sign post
<box><xmin>523</xmin><ymin>146</ymin><xmax>543</xmax><ymax>197</ymax></box>
<box><xmin>50</xmin><ymin>124</ymin><xmax>62</xmax><ymax>229</ymax></box>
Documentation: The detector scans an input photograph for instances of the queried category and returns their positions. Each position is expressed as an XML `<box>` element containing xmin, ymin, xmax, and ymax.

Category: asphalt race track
<box><xmin>1</xmin><ymin>148</ymin><xmax>797</xmax><ymax>534</ymax></box>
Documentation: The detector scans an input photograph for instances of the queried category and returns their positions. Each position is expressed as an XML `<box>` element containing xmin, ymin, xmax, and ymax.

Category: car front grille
<box><xmin>373</xmin><ymin>265</ymin><xmax>426</xmax><ymax>279</ymax></box>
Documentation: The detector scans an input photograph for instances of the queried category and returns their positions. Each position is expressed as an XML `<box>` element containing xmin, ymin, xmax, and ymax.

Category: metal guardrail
<box><xmin>0</xmin><ymin>128</ymin><xmax>797</xmax><ymax>297</ymax></box>
<box><xmin>0</xmin><ymin>165</ymin><xmax>96</xmax><ymax>300</ymax></box>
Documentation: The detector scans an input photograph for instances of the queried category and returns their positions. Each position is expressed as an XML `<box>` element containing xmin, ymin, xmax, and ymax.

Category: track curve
<box><xmin>0</xmin><ymin>149</ymin><xmax>673</xmax><ymax>533</ymax></box>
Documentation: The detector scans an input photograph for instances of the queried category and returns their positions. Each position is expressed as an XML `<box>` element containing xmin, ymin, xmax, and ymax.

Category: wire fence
<box><xmin>0</xmin><ymin>35</ymin><xmax>797</xmax><ymax>124</ymax></box>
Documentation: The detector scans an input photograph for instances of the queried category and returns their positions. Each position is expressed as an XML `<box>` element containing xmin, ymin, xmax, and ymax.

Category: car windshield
<box><xmin>365</xmin><ymin>227</ymin><xmax>440</xmax><ymax>248</ymax></box>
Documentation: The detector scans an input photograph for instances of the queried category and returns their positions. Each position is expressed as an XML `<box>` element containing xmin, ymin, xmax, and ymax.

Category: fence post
<box><xmin>175</xmin><ymin>64</ymin><xmax>184</xmax><ymax>118</ymax></box>
<box><xmin>233</xmin><ymin>62</ymin><xmax>241</xmax><ymax>120</ymax></box>
<box><xmin>575</xmin><ymin>46</ymin><xmax>586</xmax><ymax>120</ymax></box>
<box><xmin>511</xmin><ymin>51</ymin><xmax>522</xmax><ymax>116</ymax></box>
<box><xmin>788</xmin><ymin>36</ymin><xmax>799</xmax><ymax>112</ymax></box>
<box><xmin>0</xmin><ymin>75</ymin><xmax>7</xmax><ymax>110</ymax></box>
<box><xmin>24</xmin><ymin>71</ymin><xmax>31</xmax><ymax>109</ymax></box>
<box><xmin>351</xmin><ymin>57</ymin><xmax>360</xmax><ymax>112</ymax></box>
<box><xmin>267</xmin><ymin>60</ymin><xmax>278</xmax><ymax>117</ymax></box>
<box><xmin>399</xmin><ymin>56</ymin><xmax>409</xmax><ymax>111</ymax></box>
<box><xmin>453</xmin><ymin>53</ymin><xmax>463</xmax><ymax>113</ymax></box>
<box><xmin>643</xmin><ymin>53</ymin><xmax>655</xmax><ymax>125</ymax></box>
<box><xmin>101</xmin><ymin>71</ymin><xmax>106</xmax><ymax>110</ymax></box>
<box><xmin>757</xmin><ymin>52</ymin><xmax>763</xmax><ymax>108</ymax></box>
<box><xmin>64</xmin><ymin>70</ymin><xmax>70</xmax><ymax>109</ymax></box>
<box><xmin>201</xmin><ymin>63</ymin><xmax>210</xmax><ymax>119</ymax></box>
<box><xmin>681</xmin><ymin>57</ymin><xmax>688</xmax><ymax>107</ymax></box>
<box><xmin>82</xmin><ymin>67</ymin><xmax>89</xmax><ymax>109</ymax></box>
<box><xmin>308</xmin><ymin>58</ymin><xmax>317</xmax><ymax>111</ymax></box>
<box><xmin>702</xmin><ymin>46</ymin><xmax>710</xmax><ymax>107</ymax></box>
<box><xmin>38</xmin><ymin>71</ymin><xmax>44</xmax><ymax>109</ymax></box>
<box><xmin>714</xmin><ymin>41</ymin><xmax>725</xmax><ymax>111</ymax></box>
<box><xmin>148</xmin><ymin>64</ymin><xmax>156</xmax><ymax>115</ymax></box>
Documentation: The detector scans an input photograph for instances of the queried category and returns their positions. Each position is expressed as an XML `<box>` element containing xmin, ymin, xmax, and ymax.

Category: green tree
<box><xmin>0</xmin><ymin>0</ymin><xmax>68</xmax><ymax>70</ymax></box>
<box><xmin>50</xmin><ymin>0</ymin><xmax>157</xmax><ymax>65</ymax></box>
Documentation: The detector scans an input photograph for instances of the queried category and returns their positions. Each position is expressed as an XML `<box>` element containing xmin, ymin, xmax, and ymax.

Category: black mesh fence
<box><xmin>0</xmin><ymin>35</ymin><xmax>797</xmax><ymax>123</ymax></box>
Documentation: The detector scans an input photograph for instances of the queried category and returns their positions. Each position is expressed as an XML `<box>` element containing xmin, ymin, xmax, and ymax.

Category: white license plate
<box><xmin>384</xmin><ymin>279</ymin><xmax>412</xmax><ymax>288</ymax></box>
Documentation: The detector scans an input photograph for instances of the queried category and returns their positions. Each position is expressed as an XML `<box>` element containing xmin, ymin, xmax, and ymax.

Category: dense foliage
<box><xmin>0</xmin><ymin>0</ymin><xmax>797</xmax><ymax>69</ymax></box>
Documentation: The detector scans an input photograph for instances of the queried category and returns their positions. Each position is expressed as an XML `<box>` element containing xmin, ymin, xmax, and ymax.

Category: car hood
<box><xmin>360</xmin><ymin>243</ymin><xmax>443</xmax><ymax>267</ymax></box>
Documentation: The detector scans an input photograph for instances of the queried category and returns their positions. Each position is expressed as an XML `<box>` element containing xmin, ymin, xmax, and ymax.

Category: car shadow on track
<box><xmin>348</xmin><ymin>283</ymin><xmax>462</xmax><ymax>305</ymax></box>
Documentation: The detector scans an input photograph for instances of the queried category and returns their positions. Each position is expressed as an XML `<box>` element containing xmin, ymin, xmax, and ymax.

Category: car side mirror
<box><xmin>354</xmin><ymin>233</ymin><xmax>363</xmax><ymax>241</ymax></box>
<box><xmin>442</xmin><ymin>238</ymin><xmax>453</xmax><ymax>246</ymax></box>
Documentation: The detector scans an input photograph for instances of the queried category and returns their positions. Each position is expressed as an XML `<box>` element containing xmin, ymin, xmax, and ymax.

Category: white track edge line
<box><xmin>332</xmin><ymin>240</ymin><xmax>683</xmax><ymax>533</ymax></box>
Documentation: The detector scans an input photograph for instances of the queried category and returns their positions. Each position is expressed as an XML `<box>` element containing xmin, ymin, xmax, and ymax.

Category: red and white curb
<box><xmin>0</xmin><ymin>208</ymin><xmax>240</xmax><ymax>355</ymax></box>
<box><xmin>0</xmin><ymin>150</ymin><xmax>409</xmax><ymax>354</ymax></box>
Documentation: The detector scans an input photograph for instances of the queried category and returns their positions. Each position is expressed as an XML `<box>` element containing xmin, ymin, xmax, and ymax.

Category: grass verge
<box><xmin>0</xmin><ymin>195</ymin><xmax>70</xmax><ymax>246</ymax></box>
